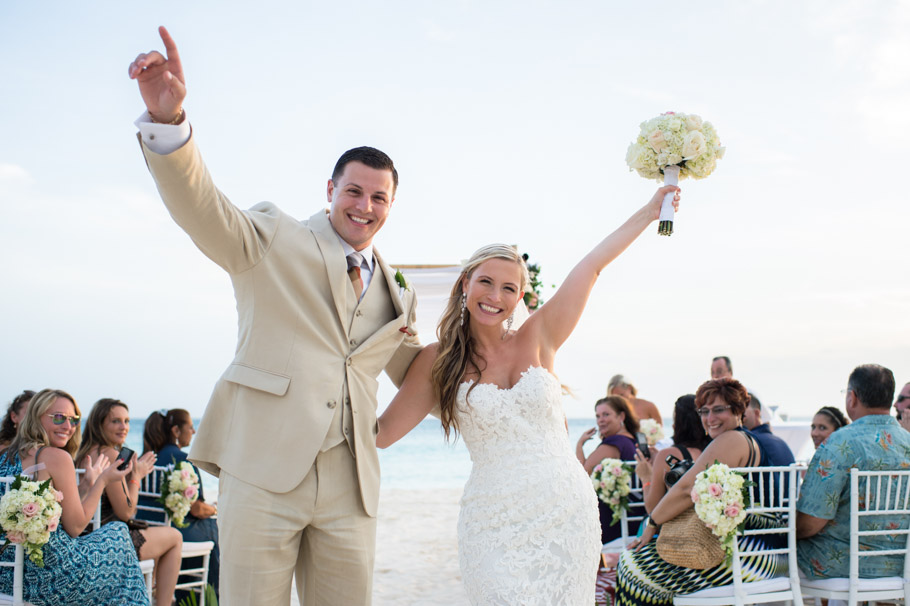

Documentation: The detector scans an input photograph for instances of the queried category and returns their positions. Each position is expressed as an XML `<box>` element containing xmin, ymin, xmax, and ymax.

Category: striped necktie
<box><xmin>347</xmin><ymin>252</ymin><xmax>364</xmax><ymax>301</ymax></box>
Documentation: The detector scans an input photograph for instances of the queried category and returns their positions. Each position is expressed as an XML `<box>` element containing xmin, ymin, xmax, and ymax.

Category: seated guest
<box><xmin>607</xmin><ymin>374</ymin><xmax>662</xmax><ymax>424</ymax></box>
<box><xmin>895</xmin><ymin>381</ymin><xmax>910</xmax><ymax>422</ymax></box>
<box><xmin>797</xmin><ymin>364</ymin><xmax>910</xmax><ymax>579</ymax></box>
<box><xmin>0</xmin><ymin>390</ymin><xmax>34</xmax><ymax>449</ymax></box>
<box><xmin>616</xmin><ymin>378</ymin><xmax>784</xmax><ymax>605</ymax></box>
<box><xmin>742</xmin><ymin>393</ymin><xmax>795</xmax><ymax>466</ymax></box>
<box><xmin>0</xmin><ymin>389</ymin><xmax>150</xmax><ymax>604</ymax></box>
<box><xmin>141</xmin><ymin>409</ymin><xmax>220</xmax><ymax>599</ymax></box>
<box><xmin>576</xmin><ymin>395</ymin><xmax>640</xmax><ymax>544</ymax></box>
<box><xmin>75</xmin><ymin>398</ymin><xmax>182</xmax><ymax>605</ymax></box>
<box><xmin>710</xmin><ymin>355</ymin><xmax>733</xmax><ymax>380</ymax></box>
<box><xmin>810</xmin><ymin>406</ymin><xmax>848</xmax><ymax>448</ymax></box>
<box><xmin>635</xmin><ymin>394</ymin><xmax>710</xmax><ymax>513</ymax></box>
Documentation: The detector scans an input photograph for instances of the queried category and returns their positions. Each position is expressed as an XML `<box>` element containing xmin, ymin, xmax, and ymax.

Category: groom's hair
<box><xmin>332</xmin><ymin>146</ymin><xmax>399</xmax><ymax>194</ymax></box>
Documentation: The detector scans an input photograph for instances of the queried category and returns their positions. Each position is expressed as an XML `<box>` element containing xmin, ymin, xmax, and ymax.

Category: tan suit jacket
<box><xmin>141</xmin><ymin>135</ymin><xmax>420</xmax><ymax>516</ymax></box>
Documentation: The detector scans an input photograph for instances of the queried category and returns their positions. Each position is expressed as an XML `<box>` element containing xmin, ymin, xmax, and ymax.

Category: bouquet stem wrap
<box><xmin>659</xmin><ymin>165</ymin><xmax>679</xmax><ymax>236</ymax></box>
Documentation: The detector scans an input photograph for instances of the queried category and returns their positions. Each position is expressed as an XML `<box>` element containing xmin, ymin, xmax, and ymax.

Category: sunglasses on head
<box><xmin>46</xmin><ymin>413</ymin><xmax>81</xmax><ymax>427</ymax></box>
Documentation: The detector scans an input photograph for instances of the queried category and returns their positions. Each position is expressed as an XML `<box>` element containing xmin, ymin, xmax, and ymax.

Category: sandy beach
<box><xmin>291</xmin><ymin>487</ymin><xmax>467</xmax><ymax>605</ymax></box>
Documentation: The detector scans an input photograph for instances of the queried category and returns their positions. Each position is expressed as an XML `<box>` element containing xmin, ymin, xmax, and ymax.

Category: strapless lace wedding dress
<box><xmin>456</xmin><ymin>365</ymin><xmax>601</xmax><ymax>605</ymax></box>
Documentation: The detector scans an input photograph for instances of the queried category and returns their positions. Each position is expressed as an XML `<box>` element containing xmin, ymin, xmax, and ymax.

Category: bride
<box><xmin>377</xmin><ymin>184</ymin><xmax>680</xmax><ymax>604</ymax></box>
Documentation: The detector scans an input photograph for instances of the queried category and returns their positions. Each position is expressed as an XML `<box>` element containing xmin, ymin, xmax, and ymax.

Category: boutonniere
<box><xmin>394</xmin><ymin>269</ymin><xmax>410</xmax><ymax>295</ymax></box>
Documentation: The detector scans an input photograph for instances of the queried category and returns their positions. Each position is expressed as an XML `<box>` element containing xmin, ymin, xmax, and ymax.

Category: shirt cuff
<box><xmin>135</xmin><ymin>110</ymin><xmax>191</xmax><ymax>154</ymax></box>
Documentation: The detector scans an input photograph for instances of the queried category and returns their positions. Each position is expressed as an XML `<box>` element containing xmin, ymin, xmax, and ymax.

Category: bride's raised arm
<box><xmin>532</xmin><ymin>185</ymin><xmax>679</xmax><ymax>354</ymax></box>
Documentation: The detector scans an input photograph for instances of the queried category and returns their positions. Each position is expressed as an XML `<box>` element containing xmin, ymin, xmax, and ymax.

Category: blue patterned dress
<box><xmin>0</xmin><ymin>453</ymin><xmax>150</xmax><ymax>606</ymax></box>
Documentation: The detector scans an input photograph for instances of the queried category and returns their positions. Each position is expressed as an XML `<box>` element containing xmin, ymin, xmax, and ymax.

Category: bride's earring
<box><xmin>460</xmin><ymin>293</ymin><xmax>467</xmax><ymax>326</ymax></box>
<box><xmin>504</xmin><ymin>313</ymin><xmax>514</xmax><ymax>337</ymax></box>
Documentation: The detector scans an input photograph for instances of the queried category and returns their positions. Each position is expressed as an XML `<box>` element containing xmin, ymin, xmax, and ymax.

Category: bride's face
<box><xmin>463</xmin><ymin>259</ymin><xmax>524</xmax><ymax>329</ymax></box>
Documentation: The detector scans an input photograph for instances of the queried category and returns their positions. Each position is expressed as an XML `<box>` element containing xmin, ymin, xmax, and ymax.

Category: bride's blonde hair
<box><xmin>432</xmin><ymin>244</ymin><xmax>530</xmax><ymax>439</ymax></box>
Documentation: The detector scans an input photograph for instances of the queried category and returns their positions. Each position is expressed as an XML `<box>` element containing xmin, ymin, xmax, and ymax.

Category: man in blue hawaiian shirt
<box><xmin>796</xmin><ymin>364</ymin><xmax>910</xmax><ymax>579</ymax></box>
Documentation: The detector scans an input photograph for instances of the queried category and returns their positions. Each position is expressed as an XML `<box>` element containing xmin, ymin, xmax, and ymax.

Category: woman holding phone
<box><xmin>76</xmin><ymin>398</ymin><xmax>182</xmax><ymax>606</ymax></box>
<box><xmin>576</xmin><ymin>395</ymin><xmax>640</xmax><ymax>544</ymax></box>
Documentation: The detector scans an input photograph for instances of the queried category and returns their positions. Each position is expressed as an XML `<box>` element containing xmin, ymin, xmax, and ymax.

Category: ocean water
<box><xmin>120</xmin><ymin>418</ymin><xmax>603</xmax><ymax>496</ymax></box>
<box><xmin>121</xmin><ymin>415</ymin><xmax>815</xmax><ymax>498</ymax></box>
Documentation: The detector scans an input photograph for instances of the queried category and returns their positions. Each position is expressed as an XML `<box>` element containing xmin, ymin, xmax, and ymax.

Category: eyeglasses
<box><xmin>46</xmin><ymin>413</ymin><xmax>81</xmax><ymax>427</ymax></box>
<box><xmin>697</xmin><ymin>405</ymin><xmax>732</xmax><ymax>417</ymax></box>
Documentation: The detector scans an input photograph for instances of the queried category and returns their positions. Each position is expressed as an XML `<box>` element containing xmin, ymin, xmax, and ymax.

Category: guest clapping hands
<box><xmin>0</xmin><ymin>389</ymin><xmax>150</xmax><ymax>604</ymax></box>
<box><xmin>76</xmin><ymin>398</ymin><xmax>182</xmax><ymax>606</ymax></box>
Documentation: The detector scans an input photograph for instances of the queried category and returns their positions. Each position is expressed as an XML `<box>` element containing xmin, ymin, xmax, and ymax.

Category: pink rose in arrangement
<box><xmin>611</xmin><ymin>466</ymin><xmax>624</xmax><ymax>477</ymax></box>
<box><xmin>183</xmin><ymin>486</ymin><xmax>198</xmax><ymax>500</ymax></box>
<box><xmin>181</xmin><ymin>468</ymin><xmax>192</xmax><ymax>480</ymax></box>
<box><xmin>708</xmin><ymin>483</ymin><xmax>723</xmax><ymax>497</ymax></box>
<box><xmin>6</xmin><ymin>530</ymin><xmax>25</xmax><ymax>544</ymax></box>
<box><xmin>55</xmin><ymin>490</ymin><xmax>64</xmax><ymax>502</ymax></box>
<box><xmin>724</xmin><ymin>503</ymin><xmax>742</xmax><ymax>518</ymax></box>
<box><xmin>21</xmin><ymin>502</ymin><xmax>40</xmax><ymax>518</ymax></box>
<box><xmin>47</xmin><ymin>515</ymin><xmax>60</xmax><ymax>532</ymax></box>
<box><xmin>690</xmin><ymin>487</ymin><xmax>700</xmax><ymax>503</ymax></box>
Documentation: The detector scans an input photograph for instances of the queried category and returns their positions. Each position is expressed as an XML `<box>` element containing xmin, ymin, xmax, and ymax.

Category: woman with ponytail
<box><xmin>141</xmin><ymin>409</ymin><xmax>220</xmax><ymax>599</ymax></box>
<box><xmin>376</xmin><ymin>185</ymin><xmax>681</xmax><ymax>604</ymax></box>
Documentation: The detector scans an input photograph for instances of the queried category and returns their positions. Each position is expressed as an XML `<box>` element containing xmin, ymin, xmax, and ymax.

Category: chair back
<box><xmin>848</xmin><ymin>468</ymin><xmax>910</xmax><ymax>604</ymax></box>
<box><xmin>674</xmin><ymin>463</ymin><xmax>805</xmax><ymax>605</ymax></box>
<box><xmin>619</xmin><ymin>460</ymin><xmax>648</xmax><ymax>548</ymax></box>
<box><xmin>136</xmin><ymin>466</ymin><xmax>172</xmax><ymax>526</ymax></box>
<box><xmin>0</xmin><ymin>476</ymin><xmax>26</xmax><ymax>606</ymax></box>
<box><xmin>74</xmin><ymin>469</ymin><xmax>101</xmax><ymax>531</ymax></box>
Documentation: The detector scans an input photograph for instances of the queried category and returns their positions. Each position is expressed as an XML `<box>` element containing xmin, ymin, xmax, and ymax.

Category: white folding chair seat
<box><xmin>674</xmin><ymin>463</ymin><xmax>806</xmax><ymax>606</ymax></box>
<box><xmin>602</xmin><ymin>460</ymin><xmax>647</xmax><ymax>553</ymax></box>
<box><xmin>800</xmin><ymin>468</ymin><xmax>910</xmax><ymax>606</ymax></box>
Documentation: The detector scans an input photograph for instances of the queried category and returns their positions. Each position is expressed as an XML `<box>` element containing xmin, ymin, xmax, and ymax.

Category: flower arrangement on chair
<box><xmin>0</xmin><ymin>476</ymin><xmax>63</xmax><ymax>566</ymax></box>
<box><xmin>591</xmin><ymin>458</ymin><xmax>634</xmax><ymax>525</ymax></box>
<box><xmin>159</xmin><ymin>461</ymin><xmax>200</xmax><ymax>528</ymax></box>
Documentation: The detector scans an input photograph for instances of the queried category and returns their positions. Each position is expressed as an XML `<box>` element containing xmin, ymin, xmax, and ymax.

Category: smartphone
<box><xmin>635</xmin><ymin>432</ymin><xmax>651</xmax><ymax>460</ymax></box>
<box><xmin>117</xmin><ymin>447</ymin><xmax>135</xmax><ymax>471</ymax></box>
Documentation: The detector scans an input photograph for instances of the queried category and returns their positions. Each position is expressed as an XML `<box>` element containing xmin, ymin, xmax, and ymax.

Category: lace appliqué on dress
<box><xmin>455</xmin><ymin>366</ymin><xmax>601</xmax><ymax>605</ymax></box>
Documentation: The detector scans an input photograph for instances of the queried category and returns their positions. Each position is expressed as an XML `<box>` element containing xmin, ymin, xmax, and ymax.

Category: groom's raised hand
<box><xmin>128</xmin><ymin>25</ymin><xmax>186</xmax><ymax>123</ymax></box>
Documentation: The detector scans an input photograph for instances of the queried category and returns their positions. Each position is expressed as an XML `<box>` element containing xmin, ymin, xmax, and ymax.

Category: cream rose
<box><xmin>682</xmin><ymin>131</ymin><xmax>707</xmax><ymax>160</ymax></box>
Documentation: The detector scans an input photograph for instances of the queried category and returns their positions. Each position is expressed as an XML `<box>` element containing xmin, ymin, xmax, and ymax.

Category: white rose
<box><xmin>682</xmin><ymin>131</ymin><xmax>707</xmax><ymax>160</ymax></box>
<box><xmin>685</xmin><ymin>114</ymin><xmax>703</xmax><ymax>131</ymax></box>
<box><xmin>716</xmin><ymin>145</ymin><xmax>726</xmax><ymax>160</ymax></box>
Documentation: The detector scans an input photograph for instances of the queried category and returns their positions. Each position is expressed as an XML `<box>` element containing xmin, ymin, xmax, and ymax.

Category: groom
<box><xmin>129</xmin><ymin>27</ymin><xmax>421</xmax><ymax>606</ymax></box>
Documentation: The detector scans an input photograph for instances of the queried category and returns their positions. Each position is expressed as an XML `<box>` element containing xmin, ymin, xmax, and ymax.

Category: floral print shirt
<box><xmin>796</xmin><ymin>414</ymin><xmax>910</xmax><ymax>579</ymax></box>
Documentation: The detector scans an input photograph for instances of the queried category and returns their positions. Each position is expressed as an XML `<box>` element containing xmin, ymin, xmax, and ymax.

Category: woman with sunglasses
<box><xmin>0</xmin><ymin>389</ymin><xmax>150</xmax><ymax>605</ymax></box>
<box><xmin>76</xmin><ymin>398</ymin><xmax>182</xmax><ymax>606</ymax></box>
<box><xmin>616</xmin><ymin>378</ymin><xmax>784</xmax><ymax>606</ymax></box>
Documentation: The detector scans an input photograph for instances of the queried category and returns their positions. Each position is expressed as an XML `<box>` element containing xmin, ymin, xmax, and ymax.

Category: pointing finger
<box><xmin>158</xmin><ymin>25</ymin><xmax>185</xmax><ymax>82</ymax></box>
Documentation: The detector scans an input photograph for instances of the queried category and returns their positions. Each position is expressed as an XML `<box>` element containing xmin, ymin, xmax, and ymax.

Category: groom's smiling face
<box><xmin>327</xmin><ymin>161</ymin><xmax>395</xmax><ymax>250</ymax></box>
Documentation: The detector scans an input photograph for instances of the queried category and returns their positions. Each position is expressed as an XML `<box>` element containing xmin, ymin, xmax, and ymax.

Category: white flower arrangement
<box><xmin>626</xmin><ymin>111</ymin><xmax>725</xmax><ymax>235</ymax></box>
<box><xmin>591</xmin><ymin>458</ymin><xmax>634</xmax><ymax>525</ymax></box>
<box><xmin>158</xmin><ymin>461</ymin><xmax>200</xmax><ymax>528</ymax></box>
<box><xmin>0</xmin><ymin>475</ymin><xmax>63</xmax><ymax>567</ymax></box>
<box><xmin>638</xmin><ymin>419</ymin><xmax>664</xmax><ymax>446</ymax></box>
<box><xmin>690</xmin><ymin>462</ymin><xmax>752</xmax><ymax>559</ymax></box>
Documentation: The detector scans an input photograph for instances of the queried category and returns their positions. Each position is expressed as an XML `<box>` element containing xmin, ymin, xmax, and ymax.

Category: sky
<box><xmin>1</xmin><ymin>1</ymin><xmax>908</xmax><ymax>422</ymax></box>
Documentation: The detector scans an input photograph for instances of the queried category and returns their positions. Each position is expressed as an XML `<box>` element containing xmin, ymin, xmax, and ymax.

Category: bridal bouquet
<box><xmin>159</xmin><ymin>461</ymin><xmax>200</xmax><ymax>528</ymax></box>
<box><xmin>690</xmin><ymin>462</ymin><xmax>752</xmax><ymax>559</ymax></box>
<box><xmin>638</xmin><ymin>419</ymin><xmax>664</xmax><ymax>446</ymax></box>
<box><xmin>626</xmin><ymin>112</ymin><xmax>725</xmax><ymax>235</ymax></box>
<box><xmin>591</xmin><ymin>458</ymin><xmax>634</xmax><ymax>525</ymax></box>
<box><xmin>0</xmin><ymin>475</ymin><xmax>63</xmax><ymax>566</ymax></box>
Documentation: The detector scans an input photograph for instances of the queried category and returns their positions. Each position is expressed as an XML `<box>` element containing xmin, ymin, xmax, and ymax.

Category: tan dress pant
<box><xmin>217</xmin><ymin>443</ymin><xmax>376</xmax><ymax>606</ymax></box>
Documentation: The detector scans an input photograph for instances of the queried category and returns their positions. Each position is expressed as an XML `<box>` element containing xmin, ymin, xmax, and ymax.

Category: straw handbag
<box><xmin>655</xmin><ymin>507</ymin><xmax>725</xmax><ymax>569</ymax></box>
